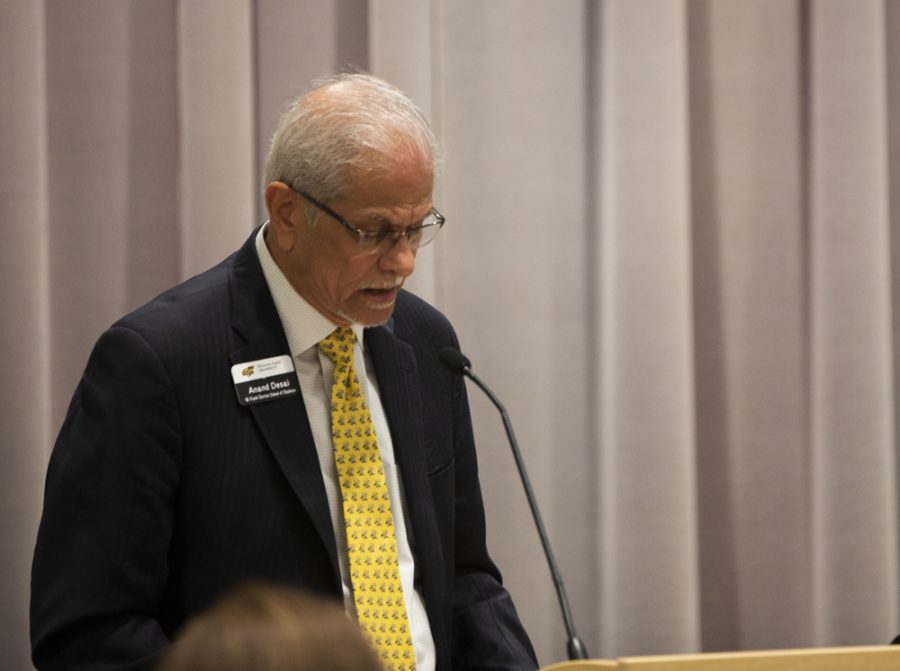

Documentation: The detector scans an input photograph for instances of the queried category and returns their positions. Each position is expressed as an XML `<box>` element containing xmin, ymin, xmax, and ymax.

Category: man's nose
<box><xmin>379</xmin><ymin>235</ymin><xmax>416</xmax><ymax>276</ymax></box>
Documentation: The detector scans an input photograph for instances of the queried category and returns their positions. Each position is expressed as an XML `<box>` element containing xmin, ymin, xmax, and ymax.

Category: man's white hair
<box><xmin>264</xmin><ymin>72</ymin><xmax>439</xmax><ymax>214</ymax></box>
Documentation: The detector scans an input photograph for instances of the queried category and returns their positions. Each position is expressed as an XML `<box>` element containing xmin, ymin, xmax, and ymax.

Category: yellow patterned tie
<box><xmin>319</xmin><ymin>327</ymin><xmax>416</xmax><ymax>671</ymax></box>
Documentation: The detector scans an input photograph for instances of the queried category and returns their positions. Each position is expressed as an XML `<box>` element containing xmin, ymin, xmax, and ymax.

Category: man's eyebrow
<box><xmin>361</xmin><ymin>212</ymin><xmax>393</xmax><ymax>223</ymax></box>
<box><xmin>359</xmin><ymin>212</ymin><xmax>424</xmax><ymax>229</ymax></box>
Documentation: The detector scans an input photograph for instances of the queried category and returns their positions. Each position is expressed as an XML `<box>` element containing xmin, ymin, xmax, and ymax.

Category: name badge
<box><xmin>231</xmin><ymin>355</ymin><xmax>299</xmax><ymax>406</ymax></box>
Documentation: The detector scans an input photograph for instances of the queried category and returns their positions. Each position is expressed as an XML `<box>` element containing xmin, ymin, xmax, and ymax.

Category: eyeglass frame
<box><xmin>290</xmin><ymin>186</ymin><xmax>445</xmax><ymax>254</ymax></box>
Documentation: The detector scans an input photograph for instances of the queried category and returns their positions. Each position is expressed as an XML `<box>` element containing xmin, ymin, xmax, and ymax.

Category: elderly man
<box><xmin>31</xmin><ymin>73</ymin><xmax>537</xmax><ymax>671</ymax></box>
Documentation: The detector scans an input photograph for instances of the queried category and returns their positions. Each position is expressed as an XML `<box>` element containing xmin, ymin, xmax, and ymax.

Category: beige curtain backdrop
<box><xmin>3</xmin><ymin>0</ymin><xmax>900</xmax><ymax>668</ymax></box>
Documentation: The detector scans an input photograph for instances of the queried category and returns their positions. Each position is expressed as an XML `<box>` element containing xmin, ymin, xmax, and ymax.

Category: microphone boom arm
<box><xmin>460</xmin><ymin>364</ymin><xmax>589</xmax><ymax>660</ymax></box>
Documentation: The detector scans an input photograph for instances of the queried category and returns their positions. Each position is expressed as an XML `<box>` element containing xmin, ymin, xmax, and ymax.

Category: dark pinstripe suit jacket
<box><xmin>31</xmin><ymin>229</ymin><xmax>537</xmax><ymax>671</ymax></box>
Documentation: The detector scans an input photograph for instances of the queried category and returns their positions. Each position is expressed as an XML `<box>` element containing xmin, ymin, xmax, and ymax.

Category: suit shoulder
<box><xmin>111</xmin><ymin>255</ymin><xmax>236</xmax><ymax>344</ymax></box>
<box><xmin>392</xmin><ymin>290</ymin><xmax>455</xmax><ymax>342</ymax></box>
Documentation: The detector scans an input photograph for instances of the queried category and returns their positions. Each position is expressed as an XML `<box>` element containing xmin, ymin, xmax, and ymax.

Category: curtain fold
<box><xmin>177</xmin><ymin>0</ymin><xmax>256</xmax><ymax>275</ymax></box>
<box><xmin>689</xmin><ymin>0</ymin><xmax>813</xmax><ymax>651</ymax></box>
<box><xmin>808</xmin><ymin>0</ymin><xmax>898</xmax><ymax>645</ymax></box>
<box><xmin>0</xmin><ymin>2</ymin><xmax>50</xmax><ymax>668</ymax></box>
<box><xmin>597</xmin><ymin>0</ymin><xmax>699</xmax><ymax>655</ymax></box>
<box><xmin>3</xmin><ymin>1</ymin><xmax>900</xmax><ymax>668</ymax></box>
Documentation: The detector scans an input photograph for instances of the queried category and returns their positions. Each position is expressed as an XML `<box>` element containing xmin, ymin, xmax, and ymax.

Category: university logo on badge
<box><xmin>242</xmin><ymin>365</ymin><xmax>255</xmax><ymax>377</ymax></box>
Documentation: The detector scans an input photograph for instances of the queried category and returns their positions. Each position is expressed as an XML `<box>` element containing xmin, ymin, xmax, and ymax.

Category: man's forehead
<box><xmin>343</xmin><ymin>161</ymin><xmax>433</xmax><ymax>210</ymax></box>
<box><xmin>347</xmin><ymin>142</ymin><xmax>433</xmax><ymax>182</ymax></box>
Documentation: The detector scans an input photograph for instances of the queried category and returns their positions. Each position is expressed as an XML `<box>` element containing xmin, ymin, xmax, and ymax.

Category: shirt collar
<box><xmin>255</xmin><ymin>222</ymin><xmax>365</xmax><ymax>356</ymax></box>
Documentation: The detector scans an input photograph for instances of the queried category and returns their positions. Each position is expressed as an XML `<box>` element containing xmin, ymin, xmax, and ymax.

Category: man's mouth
<box><xmin>359</xmin><ymin>280</ymin><xmax>403</xmax><ymax>305</ymax></box>
<box><xmin>362</xmin><ymin>287</ymin><xmax>396</xmax><ymax>300</ymax></box>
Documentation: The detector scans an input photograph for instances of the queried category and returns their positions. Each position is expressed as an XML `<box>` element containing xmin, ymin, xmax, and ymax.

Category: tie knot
<box><xmin>318</xmin><ymin>327</ymin><xmax>356</xmax><ymax>365</ymax></box>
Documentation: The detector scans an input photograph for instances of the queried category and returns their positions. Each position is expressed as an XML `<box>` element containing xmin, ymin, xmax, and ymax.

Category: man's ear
<box><xmin>265</xmin><ymin>182</ymin><xmax>301</xmax><ymax>252</ymax></box>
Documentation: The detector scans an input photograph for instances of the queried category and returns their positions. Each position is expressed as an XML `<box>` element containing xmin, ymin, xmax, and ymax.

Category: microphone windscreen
<box><xmin>439</xmin><ymin>347</ymin><xmax>471</xmax><ymax>372</ymax></box>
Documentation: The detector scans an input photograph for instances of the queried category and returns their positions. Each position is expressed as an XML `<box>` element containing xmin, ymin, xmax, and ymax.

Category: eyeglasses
<box><xmin>292</xmin><ymin>187</ymin><xmax>445</xmax><ymax>255</ymax></box>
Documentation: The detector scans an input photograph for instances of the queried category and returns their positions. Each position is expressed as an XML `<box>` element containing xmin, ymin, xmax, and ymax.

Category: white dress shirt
<box><xmin>256</xmin><ymin>224</ymin><xmax>435</xmax><ymax>671</ymax></box>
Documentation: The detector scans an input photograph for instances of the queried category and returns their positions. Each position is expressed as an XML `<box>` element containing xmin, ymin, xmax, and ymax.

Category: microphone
<box><xmin>439</xmin><ymin>347</ymin><xmax>589</xmax><ymax>660</ymax></box>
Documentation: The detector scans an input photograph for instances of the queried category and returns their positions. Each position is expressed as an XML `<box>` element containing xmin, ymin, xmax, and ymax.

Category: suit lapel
<box><xmin>228</xmin><ymin>231</ymin><xmax>340</xmax><ymax>588</ymax></box>
<box><xmin>366</xmin><ymin>325</ymin><xmax>445</xmax><ymax>626</ymax></box>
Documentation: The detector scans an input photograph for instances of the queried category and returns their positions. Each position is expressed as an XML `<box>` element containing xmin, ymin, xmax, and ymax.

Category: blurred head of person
<box><xmin>156</xmin><ymin>583</ymin><xmax>383</xmax><ymax>671</ymax></box>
